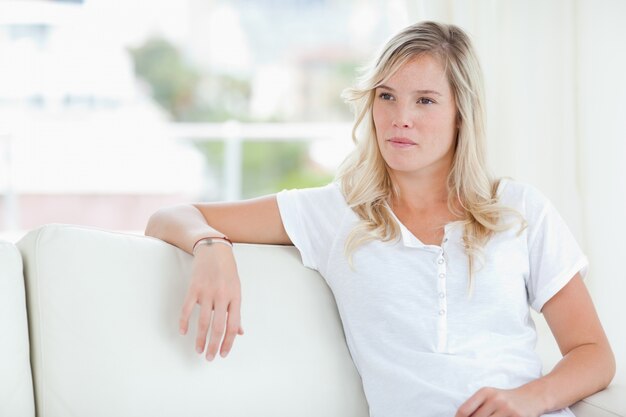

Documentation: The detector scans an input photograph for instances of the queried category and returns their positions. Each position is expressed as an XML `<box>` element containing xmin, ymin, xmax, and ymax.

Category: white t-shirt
<box><xmin>276</xmin><ymin>178</ymin><xmax>588</xmax><ymax>417</ymax></box>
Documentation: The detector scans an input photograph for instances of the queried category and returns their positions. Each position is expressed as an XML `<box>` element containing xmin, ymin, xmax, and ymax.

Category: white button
<box><xmin>439</xmin><ymin>309</ymin><xmax>446</xmax><ymax>316</ymax></box>
<box><xmin>439</xmin><ymin>273</ymin><xmax>445</xmax><ymax>279</ymax></box>
<box><xmin>439</xmin><ymin>292</ymin><xmax>445</xmax><ymax>299</ymax></box>
<box><xmin>437</xmin><ymin>258</ymin><xmax>444</xmax><ymax>264</ymax></box>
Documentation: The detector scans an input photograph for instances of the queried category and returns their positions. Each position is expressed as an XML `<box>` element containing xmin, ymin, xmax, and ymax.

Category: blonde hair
<box><xmin>335</xmin><ymin>21</ymin><xmax>525</xmax><ymax>292</ymax></box>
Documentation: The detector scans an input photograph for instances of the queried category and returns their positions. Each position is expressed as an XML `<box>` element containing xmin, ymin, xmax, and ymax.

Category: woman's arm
<box><xmin>145</xmin><ymin>194</ymin><xmax>292</xmax><ymax>361</ymax></box>
<box><xmin>456</xmin><ymin>273</ymin><xmax>615</xmax><ymax>416</ymax></box>
<box><xmin>528</xmin><ymin>273</ymin><xmax>615</xmax><ymax>410</ymax></box>
<box><xmin>145</xmin><ymin>194</ymin><xmax>292</xmax><ymax>252</ymax></box>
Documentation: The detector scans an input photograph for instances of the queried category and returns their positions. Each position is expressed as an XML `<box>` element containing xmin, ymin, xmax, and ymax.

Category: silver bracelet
<box><xmin>192</xmin><ymin>237</ymin><xmax>233</xmax><ymax>255</ymax></box>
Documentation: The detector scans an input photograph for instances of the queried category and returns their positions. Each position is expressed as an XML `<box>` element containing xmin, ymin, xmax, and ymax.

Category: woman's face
<box><xmin>372</xmin><ymin>53</ymin><xmax>458</xmax><ymax>179</ymax></box>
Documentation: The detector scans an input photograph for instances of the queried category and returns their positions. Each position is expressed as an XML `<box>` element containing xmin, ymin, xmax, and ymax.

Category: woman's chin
<box><xmin>385</xmin><ymin>162</ymin><xmax>426</xmax><ymax>174</ymax></box>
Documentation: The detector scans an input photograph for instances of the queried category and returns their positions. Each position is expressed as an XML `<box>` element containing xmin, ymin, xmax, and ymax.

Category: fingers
<box><xmin>179</xmin><ymin>292</ymin><xmax>197</xmax><ymax>336</ymax></box>
<box><xmin>456</xmin><ymin>387</ymin><xmax>516</xmax><ymax>417</ymax></box>
<box><xmin>456</xmin><ymin>388</ymin><xmax>488</xmax><ymax>417</ymax></box>
<box><xmin>195</xmin><ymin>301</ymin><xmax>213</xmax><ymax>354</ymax></box>
<box><xmin>205</xmin><ymin>300</ymin><xmax>227</xmax><ymax>360</ymax></box>
<box><xmin>219</xmin><ymin>299</ymin><xmax>242</xmax><ymax>358</ymax></box>
<box><xmin>180</xmin><ymin>291</ymin><xmax>243</xmax><ymax>361</ymax></box>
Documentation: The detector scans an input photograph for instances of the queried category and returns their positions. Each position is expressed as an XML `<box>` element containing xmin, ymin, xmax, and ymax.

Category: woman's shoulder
<box><xmin>278</xmin><ymin>180</ymin><xmax>348</xmax><ymax>210</ymax></box>
<box><xmin>496</xmin><ymin>177</ymin><xmax>554</xmax><ymax>215</ymax></box>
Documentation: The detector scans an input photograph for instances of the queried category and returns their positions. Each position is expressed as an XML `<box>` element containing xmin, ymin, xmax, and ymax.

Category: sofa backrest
<box><xmin>0</xmin><ymin>240</ymin><xmax>35</xmax><ymax>417</ymax></box>
<box><xmin>16</xmin><ymin>224</ymin><xmax>368</xmax><ymax>417</ymax></box>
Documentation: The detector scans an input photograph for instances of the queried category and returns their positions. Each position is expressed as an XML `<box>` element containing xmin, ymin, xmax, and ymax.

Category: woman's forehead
<box><xmin>380</xmin><ymin>54</ymin><xmax>450</xmax><ymax>92</ymax></box>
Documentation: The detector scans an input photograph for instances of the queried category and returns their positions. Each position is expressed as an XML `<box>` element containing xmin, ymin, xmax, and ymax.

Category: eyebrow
<box><xmin>377</xmin><ymin>84</ymin><xmax>442</xmax><ymax>96</ymax></box>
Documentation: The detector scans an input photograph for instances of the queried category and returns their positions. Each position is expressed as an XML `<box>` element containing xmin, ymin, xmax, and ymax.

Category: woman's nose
<box><xmin>391</xmin><ymin>106</ymin><xmax>414</xmax><ymax>128</ymax></box>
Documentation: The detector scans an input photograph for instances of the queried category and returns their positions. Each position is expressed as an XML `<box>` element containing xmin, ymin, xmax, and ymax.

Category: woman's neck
<box><xmin>389</xmin><ymin>170</ymin><xmax>450</xmax><ymax>212</ymax></box>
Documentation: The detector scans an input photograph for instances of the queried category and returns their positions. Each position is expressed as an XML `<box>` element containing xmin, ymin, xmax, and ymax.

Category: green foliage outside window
<box><xmin>195</xmin><ymin>141</ymin><xmax>335</xmax><ymax>199</ymax></box>
<box><xmin>129</xmin><ymin>36</ymin><xmax>343</xmax><ymax>198</ymax></box>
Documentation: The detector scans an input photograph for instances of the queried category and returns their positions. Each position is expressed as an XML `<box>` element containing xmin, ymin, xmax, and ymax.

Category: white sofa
<box><xmin>1</xmin><ymin>224</ymin><xmax>623</xmax><ymax>417</ymax></box>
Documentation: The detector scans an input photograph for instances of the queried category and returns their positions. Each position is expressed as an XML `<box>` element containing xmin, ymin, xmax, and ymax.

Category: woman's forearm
<box><xmin>145</xmin><ymin>204</ymin><xmax>226</xmax><ymax>254</ymax></box>
<box><xmin>521</xmin><ymin>341</ymin><xmax>615</xmax><ymax>413</ymax></box>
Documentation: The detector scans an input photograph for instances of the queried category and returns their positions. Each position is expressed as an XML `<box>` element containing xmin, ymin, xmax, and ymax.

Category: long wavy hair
<box><xmin>335</xmin><ymin>21</ymin><xmax>525</xmax><ymax>292</ymax></box>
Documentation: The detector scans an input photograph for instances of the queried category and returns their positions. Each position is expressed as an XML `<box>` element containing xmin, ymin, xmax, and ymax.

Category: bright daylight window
<box><xmin>0</xmin><ymin>0</ymin><xmax>412</xmax><ymax>234</ymax></box>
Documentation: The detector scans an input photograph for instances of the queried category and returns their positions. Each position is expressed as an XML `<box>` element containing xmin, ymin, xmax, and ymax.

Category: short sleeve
<box><xmin>526</xmin><ymin>193</ymin><xmax>589</xmax><ymax>313</ymax></box>
<box><xmin>275</xmin><ymin>182</ymin><xmax>346</xmax><ymax>272</ymax></box>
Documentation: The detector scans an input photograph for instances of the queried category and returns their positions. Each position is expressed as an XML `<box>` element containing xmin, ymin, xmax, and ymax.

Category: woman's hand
<box><xmin>455</xmin><ymin>386</ymin><xmax>543</xmax><ymax>417</ymax></box>
<box><xmin>179</xmin><ymin>244</ymin><xmax>244</xmax><ymax>361</ymax></box>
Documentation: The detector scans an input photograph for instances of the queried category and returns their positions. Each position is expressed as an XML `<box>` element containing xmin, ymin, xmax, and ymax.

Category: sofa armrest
<box><xmin>571</xmin><ymin>383</ymin><xmax>625</xmax><ymax>417</ymax></box>
<box><xmin>0</xmin><ymin>241</ymin><xmax>35</xmax><ymax>417</ymax></box>
<box><xmin>533</xmin><ymin>302</ymin><xmax>624</xmax><ymax>417</ymax></box>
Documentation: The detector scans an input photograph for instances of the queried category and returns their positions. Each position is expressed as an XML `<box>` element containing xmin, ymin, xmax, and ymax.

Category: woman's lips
<box><xmin>387</xmin><ymin>137</ymin><xmax>416</xmax><ymax>148</ymax></box>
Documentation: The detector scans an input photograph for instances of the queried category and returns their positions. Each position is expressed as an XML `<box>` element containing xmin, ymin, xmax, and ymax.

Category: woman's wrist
<box><xmin>515</xmin><ymin>378</ymin><xmax>551</xmax><ymax>416</ymax></box>
<box><xmin>192</xmin><ymin>236</ymin><xmax>233</xmax><ymax>254</ymax></box>
<box><xmin>191</xmin><ymin>236</ymin><xmax>233</xmax><ymax>256</ymax></box>
<box><xmin>193</xmin><ymin>242</ymin><xmax>235</xmax><ymax>267</ymax></box>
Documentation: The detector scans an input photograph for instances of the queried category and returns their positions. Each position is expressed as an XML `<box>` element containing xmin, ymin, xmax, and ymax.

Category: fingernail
<box><xmin>220</xmin><ymin>351</ymin><xmax>228</xmax><ymax>358</ymax></box>
<box><xmin>206</xmin><ymin>353</ymin><xmax>214</xmax><ymax>361</ymax></box>
<box><xmin>179</xmin><ymin>328</ymin><xmax>186</xmax><ymax>335</ymax></box>
<box><xmin>196</xmin><ymin>346</ymin><xmax>203</xmax><ymax>354</ymax></box>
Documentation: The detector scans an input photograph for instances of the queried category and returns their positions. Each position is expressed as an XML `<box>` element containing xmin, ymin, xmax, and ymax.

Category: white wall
<box><xmin>575</xmin><ymin>0</ymin><xmax>626</xmax><ymax>383</ymax></box>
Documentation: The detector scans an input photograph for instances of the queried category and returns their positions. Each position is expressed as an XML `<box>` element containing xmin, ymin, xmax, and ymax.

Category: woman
<box><xmin>145</xmin><ymin>21</ymin><xmax>614</xmax><ymax>417</ymax></box>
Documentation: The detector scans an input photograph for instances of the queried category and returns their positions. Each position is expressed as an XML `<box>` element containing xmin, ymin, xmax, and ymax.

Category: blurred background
<box><xmin>0</xmin><ymin>0</ymin><xmax>624</xmax><ymax>385</ymax></box>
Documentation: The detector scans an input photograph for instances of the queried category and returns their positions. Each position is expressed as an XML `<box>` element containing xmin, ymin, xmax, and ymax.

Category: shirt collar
<box><xmin>386</xmin><ymin>203</ymin><xmax>461</xmax><ymax>249</ymax></box>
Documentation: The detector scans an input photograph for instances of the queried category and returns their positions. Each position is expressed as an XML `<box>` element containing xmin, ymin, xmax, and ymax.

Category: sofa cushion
<box><xmin>0</xmin><ymin>240</ymin><xmax>35</xmax><ymax>417</ymax></box>
<box><xmin>16</xmin><ymin>224</ymin><xmax>368</xmax><ymax>417</ymax></box>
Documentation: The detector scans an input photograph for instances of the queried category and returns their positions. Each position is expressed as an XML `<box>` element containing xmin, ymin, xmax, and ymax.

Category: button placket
<box><xmin>436</xmin><ymin>247</ymin><xmax>448</xmax><ymax>352</ymax></box>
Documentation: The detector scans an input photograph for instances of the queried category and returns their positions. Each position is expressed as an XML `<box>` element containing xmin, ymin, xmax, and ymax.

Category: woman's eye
<box><xmin>379</xmin><ymin>92</ymin><xmax>393</xmax><ymax>100</ymax></box>
<box><xmin>417</xmin><ymin>97</ymin><xmax>435</xmax><ymax>104</ymax></box>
